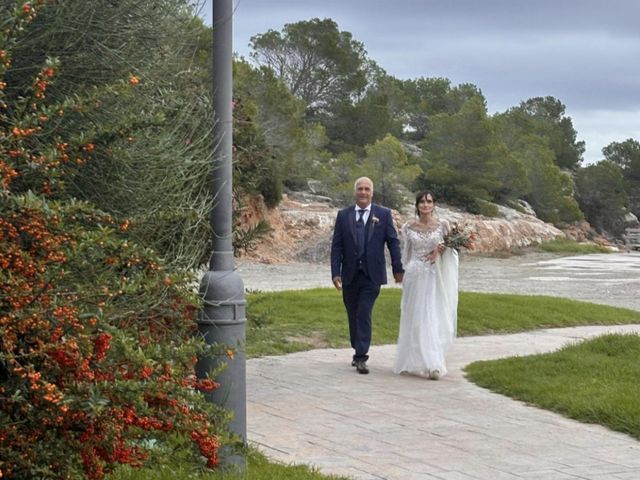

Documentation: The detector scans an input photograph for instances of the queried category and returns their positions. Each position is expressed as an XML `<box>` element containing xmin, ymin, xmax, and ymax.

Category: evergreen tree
<box><xmin>249</xmin><ymin>18</ymin><xmax>370</xmax><ymax>119</ymax></box>
<box><xmin>512</xmin><ymin>96</ymin><xmax>585</xmax><ymax>171</ymax></box>
<box><xmin>419</xmin><ymin>97</ymin><xmax>504</xmax><ymax>214</ymax></box>
<box><xmin>494</xmin><ymin>108</ymin><xmax>584</xmax><ymax>222</ymax></box>
<box><xmin>575</xmin><ymin>161</ymin><xmax>629</xmax><ymax>236</ymax></box>
<box><xmin>602</xmin><ymin>138</ymin><xmax>640</xmax><ymax>218</ymax></box>
<box><xmin>361</xmin><ymin>134</ymin><xmax>421</xmax><ymax>210</ymax></box>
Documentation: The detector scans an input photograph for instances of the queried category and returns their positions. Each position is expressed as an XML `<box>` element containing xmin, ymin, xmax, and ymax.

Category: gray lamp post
<box><xmin>196</xmin><ymin>0</ymin><xmax>247</xmax><ymax>462</ymax></box>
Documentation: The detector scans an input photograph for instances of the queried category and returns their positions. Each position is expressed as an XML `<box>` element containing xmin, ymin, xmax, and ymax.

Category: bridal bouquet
<box><xmin>443</xmin><ymin>223</ymin><xmax>477</xmax><ymax>251</ymax></box>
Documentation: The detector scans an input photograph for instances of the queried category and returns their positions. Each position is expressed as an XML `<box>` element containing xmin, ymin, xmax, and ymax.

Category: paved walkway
<box><xmin>242</xmin><ymin>253</ymin><xmax>640</xmax><ymax>479</ymax></box>
<box><xmin>248</xmin><ymin>325</ymin><xmax>640</xmax><ymax>479</ymax></box>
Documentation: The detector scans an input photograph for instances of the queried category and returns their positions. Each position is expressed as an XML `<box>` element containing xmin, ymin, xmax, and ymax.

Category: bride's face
<box><xmin>417</xmin><ymin>194</ymin><xmax>435</xmax><ymax>216</ymax></box>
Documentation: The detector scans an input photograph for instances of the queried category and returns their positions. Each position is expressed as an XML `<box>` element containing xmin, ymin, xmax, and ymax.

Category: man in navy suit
<box><xmin>331</xmin><ymin>177</ymin><xmax>404</xmax><ymax>374</ymax></box>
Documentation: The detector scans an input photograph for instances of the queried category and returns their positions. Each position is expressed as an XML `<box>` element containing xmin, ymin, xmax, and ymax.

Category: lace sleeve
<box><xmin>401</xmin><ymin>223</ymin><xmax>411</xmax><ymax>265</ymax></box>
<box><xmin>441</xmin><ymin>219</ymin><xmax>450</xmax><ymax>239</ymax></box>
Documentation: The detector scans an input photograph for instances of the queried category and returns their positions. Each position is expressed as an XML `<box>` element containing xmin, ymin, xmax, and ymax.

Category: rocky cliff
<box><xmin>236</xmin><ymin>193</ymin><xmax>584</xmax><ymax>264</ymax></box>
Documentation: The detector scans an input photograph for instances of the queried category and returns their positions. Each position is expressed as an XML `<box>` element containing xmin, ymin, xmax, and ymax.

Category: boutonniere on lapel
<box><xmin>371</xmin><ymin>216</ymin><xmax>380</xmax><ymax>225</ymax></box>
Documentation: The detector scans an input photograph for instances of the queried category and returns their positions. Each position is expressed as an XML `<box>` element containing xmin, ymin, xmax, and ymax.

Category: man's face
<box><xmin>354</xmin><ymin>180</ymin><xmax>373</xmax><ymax>208</ymax></box>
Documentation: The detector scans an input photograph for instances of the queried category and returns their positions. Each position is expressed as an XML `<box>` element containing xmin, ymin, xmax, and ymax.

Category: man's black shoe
<box><xmin>351</xmin><ymin>360</ymin><xmax>357</xmax><ymax>367</ymax></box>
<box><xmin>355</xmin><ymin>360</ymin><xmax>369</xmax><ymax>374</ymax></box>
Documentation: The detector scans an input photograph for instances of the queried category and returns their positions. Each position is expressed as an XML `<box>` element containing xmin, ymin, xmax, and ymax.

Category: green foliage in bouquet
<box><xmin>443</xmin><ymin>222</ymin><xmax>477</xmax><ymax>251</ymax></box>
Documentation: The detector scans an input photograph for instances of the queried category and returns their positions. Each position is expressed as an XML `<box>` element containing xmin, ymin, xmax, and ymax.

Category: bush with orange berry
<box><xmin>1</xmin><ymin>3</ymin><xmax>230</xmax><ymax>479</ymax></box>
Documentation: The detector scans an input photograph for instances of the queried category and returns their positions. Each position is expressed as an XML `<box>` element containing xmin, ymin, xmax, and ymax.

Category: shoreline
<box><xmin>236</xmin><ymin>251</ymin><xmax>640</xmax><ymax>311</ymax></box>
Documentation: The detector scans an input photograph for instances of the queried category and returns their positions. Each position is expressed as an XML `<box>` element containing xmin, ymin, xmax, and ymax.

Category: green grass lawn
<box><xmin>472</xmin><ymin>239</ymin><xmax>612</xmax><ymax>259</ymax></box>
<box><xmin>534</xmin><ymin>239</ymin><xmax>612</xmax><ymax>254</ymax></box>
<box><xmin>110</xmin><ymin>448</ymin><xmax>351</xmax><ymax>480</ymax></box>
<box><xmin>465</xmin><ymin>333</ymin><xmax>640</xmax><ymax>440</ymax></box>
<box><xmin>246</xmin><ymin>289</ymin><xmax>640</xmax><ymax>357</ymax></box>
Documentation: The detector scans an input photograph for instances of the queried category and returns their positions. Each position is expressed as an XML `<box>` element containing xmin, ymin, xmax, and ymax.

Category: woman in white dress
<box><xmin>393</xmin><ymin>191</ymin><xmax>459</xmax><ymax>379</ymax></box>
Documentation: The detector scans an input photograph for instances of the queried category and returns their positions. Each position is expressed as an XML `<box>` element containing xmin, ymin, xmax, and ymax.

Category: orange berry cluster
<box><xmin>1</xmin><ymin>8</ymin><xmax>225</xmax><ymax>479</ymax></box>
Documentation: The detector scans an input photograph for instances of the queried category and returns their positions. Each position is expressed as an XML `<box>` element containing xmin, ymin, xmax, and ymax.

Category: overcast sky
<box><xmin>200</xmin><ymin>0</ymin><xmax>640</xmax><ymax>165</ymax></box>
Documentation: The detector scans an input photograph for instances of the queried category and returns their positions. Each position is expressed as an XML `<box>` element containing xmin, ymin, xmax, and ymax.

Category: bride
<box><xmin>393</xmin><ymin>191</ymin><xmax>459</xmax><ymax>379</ymax></box>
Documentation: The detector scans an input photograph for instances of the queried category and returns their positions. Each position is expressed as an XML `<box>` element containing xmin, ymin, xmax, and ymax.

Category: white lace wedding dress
<box><xmin>393</xmin><ymin>221</ymin><xmax>459</xmax><ymax>378</ymax></box>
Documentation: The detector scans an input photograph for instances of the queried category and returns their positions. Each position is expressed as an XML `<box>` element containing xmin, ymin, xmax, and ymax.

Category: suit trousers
<box><xmin>342</xmin><ymin>271</ymin><xmax>381</xmax><ymax>361</ymax></box>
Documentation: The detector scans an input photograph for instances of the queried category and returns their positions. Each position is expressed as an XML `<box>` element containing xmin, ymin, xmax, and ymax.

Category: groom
<box><xmin>331</xmin><ymin>177</ymin><xmax>403</xmax><ymax>374</ymax></box>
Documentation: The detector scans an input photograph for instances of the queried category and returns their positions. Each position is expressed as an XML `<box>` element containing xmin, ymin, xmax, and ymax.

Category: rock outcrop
<box><xmin>236</xmin><ymin>194</ymin><xmax>572</xmax><ymax>264</ymax></box>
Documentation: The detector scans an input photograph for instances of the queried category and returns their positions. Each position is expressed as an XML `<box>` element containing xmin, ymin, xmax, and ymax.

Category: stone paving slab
<box><xmin>247</xmin><ymin>325</ymin><xmax>640</xmax><ymax>480</ymax></box>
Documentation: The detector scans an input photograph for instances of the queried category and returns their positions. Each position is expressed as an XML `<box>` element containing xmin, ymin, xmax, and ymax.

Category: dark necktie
<box><xmin>356</xmin><ymin>209</ymin><xmax>366</xmax><ymax>254</ymax></box>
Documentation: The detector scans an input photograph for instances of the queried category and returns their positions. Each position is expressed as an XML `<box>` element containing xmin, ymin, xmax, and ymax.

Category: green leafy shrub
<box><xmin>1</xmin><ymin>3</ymin><xmax>229</xmax><ymax>478</ymax></box>
<box><xmin>0</xmin><ymin>196</ymin><xmax>230</xmax><ymax>479</ymax></box>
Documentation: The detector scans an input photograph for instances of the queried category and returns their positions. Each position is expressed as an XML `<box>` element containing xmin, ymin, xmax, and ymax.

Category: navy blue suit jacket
<box><xmin>330</xmin><ymin>203</ymin><xmax>403</xmax><ymax>287</ymax></box>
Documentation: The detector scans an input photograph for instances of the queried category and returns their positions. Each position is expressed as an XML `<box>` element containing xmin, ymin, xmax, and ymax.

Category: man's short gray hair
<box><xmin>354</xmin><ymin>176</ymin><xmax>374</xmax><ymax>191</ymax></box>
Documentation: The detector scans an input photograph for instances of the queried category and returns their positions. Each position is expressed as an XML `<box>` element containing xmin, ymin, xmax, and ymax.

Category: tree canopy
<box><xmin>575</xmin><ymin>161</ymin><xmax>629</xmax><ymax>236</ymax></box>
<box><xmin>419</xmin><ymin>97</ymin><xmax>503</xmax><ymax>213</ymax></box>
<box><xmin>603</xmin><ymin>139</ymin><xmax>640</xmax><ymax>217</ymax></box>
<box><xmin>243</xmin><ymin>18</ymin><xmax>637</xmax><ymax>237</ymax></box>
<box><xmin>249</xmin><ymin>18</ymin><xmax>370</xmax><ymax>119</ymax></box>
<box><xmin>510</xmin><ymin>96</ymin><xmax>585</xmax><ymax>171</ymax></box>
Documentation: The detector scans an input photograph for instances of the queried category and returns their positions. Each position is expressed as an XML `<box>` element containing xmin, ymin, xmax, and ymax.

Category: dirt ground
<box><xmin>236</xmin><ymin>251</ymin><xmax>640</xmax><ymax>311</ymax></box>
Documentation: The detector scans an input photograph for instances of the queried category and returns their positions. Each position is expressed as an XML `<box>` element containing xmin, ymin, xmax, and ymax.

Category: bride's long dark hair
<box><xmin>415</xmin><ymin>191</ymin><xmax>436</xmax><ymax>217</ymax></box>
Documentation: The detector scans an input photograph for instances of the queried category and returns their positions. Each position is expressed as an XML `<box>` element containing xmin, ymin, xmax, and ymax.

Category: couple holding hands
<box><xmin>331</xmin><ymin>177</ymin><xmax>459</xmax><ymax>378</ymax></box>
